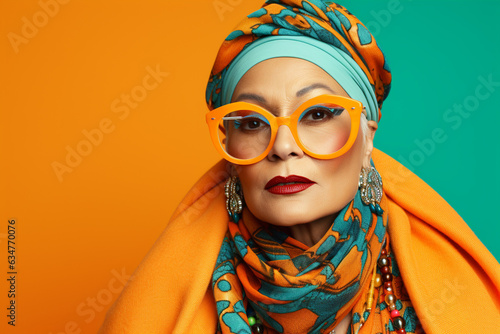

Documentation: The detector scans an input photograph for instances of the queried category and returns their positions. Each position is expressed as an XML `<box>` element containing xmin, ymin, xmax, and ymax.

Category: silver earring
<box><xmin>225</xmin><ymin>176</ymin><xmax>244</xmax><ymax>223</ymax></box>
<box><xmin>358</xmin><ymin>166</ymin><xmax>384</xmax><ymax>216</ymax></box>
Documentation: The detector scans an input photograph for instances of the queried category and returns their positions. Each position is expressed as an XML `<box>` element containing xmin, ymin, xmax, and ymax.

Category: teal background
<box><xmin>338</xmin><ymin>0</ymin><xmax>500</xmax><ymax>260</ymax></box>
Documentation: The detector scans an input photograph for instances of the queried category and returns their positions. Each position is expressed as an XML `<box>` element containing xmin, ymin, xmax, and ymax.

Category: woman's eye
<box><xmin>234</xmin><ymin>117</ymin><xmax>268</xmax><ymax>131</ymax></box>
<box><xmin>311</xmin><ymin>110</ymin><xmax>327</xmax><ymax>120</ymax></box>
<box><xmin>302</xmin><ymin>106</ymin><xmax>343</xmax><ymax>122</ymax></box>
<box><xmin>245</xmin><ymin>119</ymin><xmax>262</xmax><ymax>129</ymax></box>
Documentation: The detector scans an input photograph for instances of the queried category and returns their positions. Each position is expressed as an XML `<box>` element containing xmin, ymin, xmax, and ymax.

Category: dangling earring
<box><xmin>225</xmin><ymin>176</ymin><xmax>244</xmax><ymax>223</ymax></box>
<box><xmin>358</xmin><ymin>166</ymin><xmax>384</xmax><ymax>216</ymax></box>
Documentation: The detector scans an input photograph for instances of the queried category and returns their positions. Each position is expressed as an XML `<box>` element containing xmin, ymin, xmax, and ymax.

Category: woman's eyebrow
<box><xmin>233</xmin><ymin>93</ymin><xmax>267</xmax><ymax>103</ymax></box>
<box><xmin>233</xmin><ymin>83</ymin><xmax>335</xmax><ymax>103</ymax></box>
<box><xmin>296</xmin><ymin>83</ymin><xmax>335</xmax><ymax>97</ymax></box>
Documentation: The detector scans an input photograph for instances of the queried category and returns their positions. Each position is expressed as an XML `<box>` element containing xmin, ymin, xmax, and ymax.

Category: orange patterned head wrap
<box><xmin>205</xmin><ymin>0</ymin><xmax>392</xmax><ymax>122</ymax></box>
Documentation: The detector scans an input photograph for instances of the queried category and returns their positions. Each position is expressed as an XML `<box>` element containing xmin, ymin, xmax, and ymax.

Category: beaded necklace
<box><xmin>373</xmin><ymin>248</ymin><xmax>407</xmax><ymax>334</ymax></box>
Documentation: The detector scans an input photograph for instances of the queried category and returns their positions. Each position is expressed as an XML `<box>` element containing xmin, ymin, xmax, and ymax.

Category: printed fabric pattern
<box><xmin>212</xmin><ymin>183</ymin><xmax>423</xmax><ymax>333</ymax></box>
<box><xmin>205</xmin><ymin>0</ymin><xmax>392</xmax><ymax>122</ymax></box>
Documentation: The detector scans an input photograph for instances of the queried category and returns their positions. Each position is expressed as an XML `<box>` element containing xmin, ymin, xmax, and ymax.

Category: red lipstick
<box><xmin>265</xmin><ymin>175</ymin><xmax>315</xmax><ymax>195</ymax></box>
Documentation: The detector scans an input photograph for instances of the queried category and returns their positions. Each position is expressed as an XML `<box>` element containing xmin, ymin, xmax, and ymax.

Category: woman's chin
<box><xmin>254</xmin><ymin>209</ymin><xmax>332</xmax><ymax>228</ymax></box>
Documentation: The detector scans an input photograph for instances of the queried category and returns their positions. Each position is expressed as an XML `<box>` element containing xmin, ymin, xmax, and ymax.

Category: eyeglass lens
<box><xmin>217</xmin><ymin>103</ymin><xmax>352</xmax><ymax>160</ymax></box>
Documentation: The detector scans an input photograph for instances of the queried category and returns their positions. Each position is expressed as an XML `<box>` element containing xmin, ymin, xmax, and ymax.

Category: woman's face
<box><xmin>231</xmin><ymin>57</ymin><xmax>377</xmax><ymax>228</ymax></box>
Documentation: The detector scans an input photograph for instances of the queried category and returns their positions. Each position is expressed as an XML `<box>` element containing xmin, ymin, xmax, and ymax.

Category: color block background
<box><xmin>1</xmin><ymin>0</ymin><xmax>498</xmax><ymax>333</ymax></box>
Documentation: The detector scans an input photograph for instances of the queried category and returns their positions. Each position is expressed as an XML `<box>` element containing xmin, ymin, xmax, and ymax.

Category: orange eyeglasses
<box><xmin>206</xmin><ymin>94</ymin><xmax>365</xmax><ymax>165</ymax></box>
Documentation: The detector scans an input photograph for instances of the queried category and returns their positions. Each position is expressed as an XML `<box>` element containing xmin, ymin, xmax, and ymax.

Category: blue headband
<box><xmin>221</xmin><ymin>35</ymin><xmax>379</xmax><ymax>123</ymax></box>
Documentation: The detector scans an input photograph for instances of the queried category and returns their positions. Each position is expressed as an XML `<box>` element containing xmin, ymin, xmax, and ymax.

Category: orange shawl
<box><xmin>98</xmin><ymin>148</ymin><xmax>500</xmax><ymax>333</ymax></box>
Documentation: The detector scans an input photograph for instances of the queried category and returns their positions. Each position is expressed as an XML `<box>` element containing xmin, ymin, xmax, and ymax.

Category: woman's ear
<box><xmin>363</xmin><ymin>120</ymin><xmax>378</xmax><ymax>168</ymax></box>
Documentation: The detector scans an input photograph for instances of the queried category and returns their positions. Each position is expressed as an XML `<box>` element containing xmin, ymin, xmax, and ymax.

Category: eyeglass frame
<box><xmin>205</xmin><ymin>94</ymin><xmax>366</xmax><ymax>165</ymax></box>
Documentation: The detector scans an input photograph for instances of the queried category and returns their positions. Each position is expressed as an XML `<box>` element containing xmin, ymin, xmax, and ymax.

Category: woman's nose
<box><xmin>267</xmin><ymin>125</ymin><xmax>304</xmax><ymax>162</ymax></box>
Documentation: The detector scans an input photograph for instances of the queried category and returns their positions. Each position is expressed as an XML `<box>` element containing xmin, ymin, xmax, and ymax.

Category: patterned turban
<box><xmin>205</xmin><ymin>0</ymin><xmax>392</xmax><ymax>123</ymax></box>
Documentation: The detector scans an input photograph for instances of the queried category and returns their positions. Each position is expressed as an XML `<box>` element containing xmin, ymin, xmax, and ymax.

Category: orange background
<box><xmin>1</xmin><ymin>1</ymin><xmax>263</xmax><ymax>333</ymax></box>
<box><xmin>1</xmin><ymin>1</ymin><xmax>498</xmax><ymax>333</ymax></box>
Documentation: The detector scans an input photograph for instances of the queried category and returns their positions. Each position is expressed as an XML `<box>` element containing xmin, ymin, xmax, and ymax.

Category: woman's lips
<box><xmin>265</xmin><ymin>175</ymin><xmax>316</xmax><ymax>195</ymax></box>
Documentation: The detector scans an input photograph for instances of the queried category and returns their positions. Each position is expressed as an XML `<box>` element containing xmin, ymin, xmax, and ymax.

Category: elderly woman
<box><xmin>99</xmin><ymin>1</ymin><xmax>499</xmax><ymax>333</ymax></box>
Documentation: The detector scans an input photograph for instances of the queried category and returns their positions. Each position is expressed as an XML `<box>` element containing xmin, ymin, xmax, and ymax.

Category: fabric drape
<box><xmin>98</xmin><ymin>148</ymin><xmax>500</xmax><ymax>333</ymax></box>
<box><xmin>206</xmin><ymin>0</ymin><xmax>392</xmax><ymax>123</ymax></box>
<box><xmin>212</xmin><ymin>179</ymin><xmax>421</xmax><ymax>333</ymax></box>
